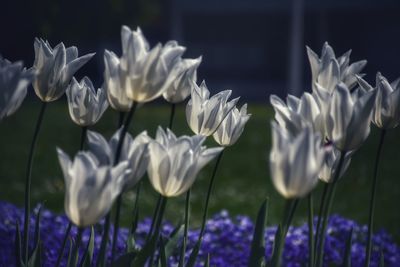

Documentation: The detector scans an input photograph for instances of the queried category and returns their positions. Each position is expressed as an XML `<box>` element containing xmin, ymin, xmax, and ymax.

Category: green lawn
<box><xmin>0</xmin><ymin>98</ymin><xmax>399</xmax><ymax>241</ymax></box>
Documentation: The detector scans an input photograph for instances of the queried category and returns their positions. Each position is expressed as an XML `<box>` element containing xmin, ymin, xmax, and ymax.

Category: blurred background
<box><xmin>1</xmin><ymin>0</ymin><xmax>400</xmax><ymax>240</ymax></box>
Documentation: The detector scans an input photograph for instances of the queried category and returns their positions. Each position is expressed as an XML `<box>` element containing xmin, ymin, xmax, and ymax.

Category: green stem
<box><xmin>147</xmin><ymin>194</ymin><xmax>162</xmax><ymax>242</ymax></box>
<box><xmin>97</xmin><ymin>214</ymin><xmax>110</xmax><ymax>267</ymax></box>
<box><xmin>118</xmin><ymin>111</ymin><xmax>126</xmax><ymax>128</ymax></box>
<box><xmin>80</xmin><ymin>126</ymin><xmax>87</xmax><ymax>151</ymax></box>
<box><xmin>179</xmin><ymin>190</ymin><xmax>191</xmax><ymax>267</ymax></box>
<box><xmin>365</xmin><ymin>129</ymin><xmax>386</xmax><ymax>267</ymax></box>
<box><xmin>130</xmin><ymin>181</ymin><xmax>142</xmax><ymax>234</ymax></box>
<box><xmin>149</xmin><ymin>196</ymin><xmax>167</xmax><ymax>266</ymax></box>
<box><xmin>23</xmin><ymin>101</ymin><xmax>47</xmax><ymax>263</ymax></box>
<box><xmin>168</xmin><ymin>103</ymin><xmax>176</xmax><ymax>130</ymax></box>
<box><xmin>110</xmin><ymin>102</ymin><xmax>138</xmax><ymax>262</ymax></box>
<box><xmin>271</xmin><ymin>198</ymin><xmax>299</xmax><ymax>267</ymax></box>
<box><xmin>70</xmin><ymin>227</ymin><xmax>84</xmax><ymax>267</ymax></box>
<box><xmin>308</xmin><ymin>193</ymin><xmax>314</xmax><ymax>267</ymax></box>
<box><xmin>55</xmin><ymin>222</ymin><xmax>72</xmax><ymax>267</ymax></box>
<box><xmin>316</xmin><ymin>150</ymin><xmax>346</xmax><ymax>267</ymax></box>
<box><xmin>314</xmin><ymin>182</ymin><xmax>328</xmax><ymax>263</ymax></box>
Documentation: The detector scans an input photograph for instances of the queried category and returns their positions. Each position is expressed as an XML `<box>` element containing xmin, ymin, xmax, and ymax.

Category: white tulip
<box><xmin>319</xmin><ymin>146</ymin><xmax>352</xmax><ymax>183</ymax></box>
<box><xmin>357</xmin><ymin>73</ymin><xmax>400</xmax><ymax>129</ymax></box>
<box><xmin>324</xmin><ymin>83</ymin><xmax>376</xmax><ymax>151</ymax></box>
<box><xmin>86</xmin><ymin>129</ymin><xmax>150</xmax><ymax>189</ymax></box>
<box><xmin>270</xmin><ymin>93</ymin><xmax>323</xmax><ymax>136</ymax></box>
<box><xmin>147</xmin><ymin>127</ymin><xmax>223</xmax><ymax>197</ymax></box>
<box><xmin>186</xmin><ymin>81</ymin><xmax>239</xmax><ymax>136</ymax></box>
<box><xmin>269</xmin><ymin>123</ymin><xmax>325</xmax><ymax>199</ymax></box>
<box><xmin>0</xmin><ymin>57</ymin><xmax>35</xmax><ymax>120</ymax></box>
<box><xmin>162</xmin><ymin>56</ymin><xmax>202</xmax><ymax>103</ymax></box>
<box><xmin>212</xmin><ymin>103</ymin><xmax>251</xmax><ymax>146</ymax></box>
<box><xmin>57</xmin><ymin>148</ymin><xmax>130</xmax><ymax>227</ymax></box>
<box><xmin>32</xmin><ymin>38</ymin><xmax>95</xmax><ymax>102</ymax></box>
<box><xmin>66</xmin><ymin>77</ymin><xmax>108</xmax><ymax>126</ymax></box>
<box><xmin>103</xmin><ymin>26</ymin><xmax>185</xmax><ymax>105</ymax></box>
<box><xmin>307</xmin><ymin>42</ymin><xmax>366</xmax><ymax>92</ymax></box>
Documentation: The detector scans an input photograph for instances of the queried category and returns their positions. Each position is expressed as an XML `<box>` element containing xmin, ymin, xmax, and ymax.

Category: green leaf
<box><xmin>248</xmin><ymin>198</ymin><xmax>268</xmax><ymax>267</ymax></box>
<box><xmin>131</xmin><ymin>234</ymin><xmax>158</xmax><ymax>267</ymax></box>
<box><xmin>342</xmin><ymin>228</ymin><xmax>353</xmax><ymax>267</ymax></box>
<box><xmin>186</xmin><ymin>239</ymin><xmax>201</xmax><ymax>267</ymax></box>
<box><xmin>66</xmin><ymin>237</ymin><xmax>74</xmax><ymax>267</ymax></box>
<box><xmin>112</xmin><ymin>252</ymin><xmax>137</xmax><ymax>266</ymax></box>
<box><xmin>81</xmin><ymin>227</ymin><xmax>95</xmax><ymax>267</ymax></box>
<box><xmin>205</xmin><ymin>254</ymin><xmax>210</xmax><ymax>267</ymax></box>
<box><xmin>15</xmin><ymin>221</ymin><xmax>22</xmax><ymax>267</ymax></box>
<box><xmin>165</xmin><ymin>224</ymin><xmax>184</xmax><ymax>258</ymax></box>
<box><xmin>26</xmin><ymin>206</ymin><xmax>43</xmax><ymax>267</ymax></box>
<box><xmin>269</xmin><ymin>225</ymin><xmax>283</xmax><ymax>266</ymax></box>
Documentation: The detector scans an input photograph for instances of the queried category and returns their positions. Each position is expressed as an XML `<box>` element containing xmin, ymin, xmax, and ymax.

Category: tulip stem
<box><xmin>70</xmin><ymin>227</ymin><xmax>84</xmax><ymax>267</ymax></box>
<box><xmin>179</xmin><ymin>189</ymin><xmax>191</xmax><ymax>267</ymax></box>
<box><xmin>118</xmin><ymin>111</ymin><xmax>126</xmax><ymax>128</ymax></box>
<box><xmin>149</xmin><ymin>196</ymin><xmax>167</xmax><ymax>266</ymax></box>
<box><xmin>316</xmin><ymin>150</ymin><xmax>346</xmax><ymax>267</ymax></box>
<box><xmin>271</xmin><ymin>198</ymin><xmax>299</xmax><ymax>267</ymax></box>
<box><xmin>23</xmin><ymin>101</ymin><xmax>47</xmax><ymax>263</ymax></box>
<box><xmin>313</xmin><ymin>182</ymin><xmax>329</xmax><ymax>261</ymax></box>
<box><xmin>80</xmin><ymin>126</ymin><xmax>87</xmax><ymax>150</ymax></box>
<box><xmin>186</xmin><ymin>150</ymin><xmax>224</xmax><ymax>265</ymax></box>
<box><xmin>55</xmin><ymin>222</ymin><xmax>72</xmax><ymax>267</ymax></box>
<box><xmin>109</xmin><ymin>102</ymin><xmax>138</xmax><ymax>262</ymax></box>
<box><xmin>308</xmin><ymin>193</ymin><xmax>314</xmax><ymax>267</ymax></box>
<box><xmin>365</xmin><ymin>129</ymin><xmax>386</xmax><ymax>267</ymax></box>
<box><xmin>168</xmin><ymin>103</ymin><xmax>176</xmax><ymax>130</ymax></box>
<box><xmin>147</xmin><ymin>194</ymin><xmax>162</xmax><ymax>241</ymax></box>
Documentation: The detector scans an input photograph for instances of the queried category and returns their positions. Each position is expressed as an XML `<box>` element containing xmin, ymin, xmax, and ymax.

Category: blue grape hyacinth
<box><xmin>0</xmin><ymin>201</ymin><xmax>399</xmax><ymax>266</ymax></box>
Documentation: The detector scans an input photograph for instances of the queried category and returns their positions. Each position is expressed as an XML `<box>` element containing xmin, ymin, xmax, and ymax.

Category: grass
<box><xmin>0</xmin><ymin>97</ymin><xmax>399</xmax><ymax>242</ymax></box>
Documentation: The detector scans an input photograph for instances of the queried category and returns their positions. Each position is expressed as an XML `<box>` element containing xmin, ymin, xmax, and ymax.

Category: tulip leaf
<box><xmin>127</xmin><ymin>230</ymin><xmax>138</xmax><ymax>253</ymax></box>
<box><xmin>185</xmin><ymin>239</ymin><xmax>201</xmax><ymax>267</ymax></box>
<box><xmin>81</xmin><ymin>227</ymin><xmax>95</xmax><ymax>267</ymax></box>
<box><xmin>66</xmin><ymin>237</ymin><xmax>74</xmax><ymax>267</ymax></box>
<box><xmin>165</xmin><ymin>224</ymin><xmax>184</xmax><ymax>258</ymax></box>
<box><xmin>205</xmin><ymin>254</ymin><xmax>210</xmax><ymax>267</ymax></box>
<box><xmin>15</xmin><ymin>221</ymin><xmax>22</xmax><ymax>267</ymax></box>
<box><xmin>248</xmin><ymin>198</ymin><xmax>268</xmax><ymax>267</ymax></box>
<box><xmin>343</xmin><ymin>228</ymin><xmax>353</xmax><ymax>267</ymax></box>
<box><xmin>112</xmin><ymin>252</ymin><xmax>137</xmax><ymax>266</ymax></box>
<box><xmin>269</xmin><ymin>225</ymin><xmax>283</xmax><ymax>266</ymax></box>
<box><xmin>131</xmin><ymin>234</ymin><xmax>158</xmax><ymax>267</ymax></box>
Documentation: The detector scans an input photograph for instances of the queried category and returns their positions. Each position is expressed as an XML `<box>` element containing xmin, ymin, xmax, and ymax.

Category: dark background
<box><xmin>1</xmin><ymin>0</ymin><xmax>400</xmax><ymax>102</ymax></box>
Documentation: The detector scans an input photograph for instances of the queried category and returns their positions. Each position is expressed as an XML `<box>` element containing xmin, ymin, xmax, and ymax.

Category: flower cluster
<box><xmin>1</xmin><ymin>202</ymin><xmax>399</xmax><ymax>267</ymax></box>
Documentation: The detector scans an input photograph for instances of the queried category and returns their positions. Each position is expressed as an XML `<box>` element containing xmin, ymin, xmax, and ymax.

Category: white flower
<box><xmin>103</xmin><ymin>26</ymin><xmax>185</xmax><ymax>105</ymax></box>
<box><xmin>86</xmin><ymin>129</ymin><xmax>150</xmax><ymax>189</ymax></box>
<box><xmin>66</xmin><ymin>77</ymin><xmax>108</xmax><ymax>126</ymax></box>
<box><xmin>324</xmin><ymin>83</ymin><xmax>376</xmax><ymax>151</ymax></box>
<box><xmin>307</xmin><ymin>42</ymin><xmax>367</xmax><ymax>92</ymax></box>
<box><xmin>0</xmin><ymin>57</ymin><xmax>35</xmax><ymax>120</ymax></box>
<box><xmin>212</xmin><ymin>104</ymin><xmax>251</xmax><ymax>146</ymax></box>
<box><xmin>32</xmin><ymin>38</ymin><xmax>95</xmax><ymax>102</ymax></box>
<box><xmin>147</xmin><ymin>127</ymin><xmax>223</xmax><ymax>197</ymax></box>
<box><xmin>162</xmin><ymin>56</ymin><xmax>202</xmax><ymax>103</ymax></box>
<box><xmin>269</xmin><ymin>123</ymin><xmax>325</xmax><ymax>199</ymax></box>
<box><xmin>357</xmin><ymin>73</ymin><xmax>400</xmax><ymax>129</ymax></box>
<box><xmin>270</xmin><ymin>93</ymin><xmax>323</xmax><ymax>136</ymax></box>
<box><xmin>319</xmin><ymin>146</ymin><xmax>352</xmax><ymax>183</ymax></box>
<box><xmin>57</xmin><ymin>148</ymin><xmax>130</xmax><ymax>227</ymax></box>
<box><xmin>186</xmin><ymin>81</ymin><xmax>239</xmax><ymax>136</ymax></box>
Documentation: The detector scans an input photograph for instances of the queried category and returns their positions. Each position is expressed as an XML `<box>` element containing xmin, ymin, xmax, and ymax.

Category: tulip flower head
<box><xmin>319</xmin><ymin>145</ymin><xmax>352</xmax><ymax>183</ymax></box>
<box><xmin>147</xmin><ymin>127</ymin><xmax>223</xmax><ymax>197</ymax></box>
<box><xmin>57</xmin><ymin>148</ymin><xmax>131</xmax><ymax>227</ymax></box>
<box><xmin>357</xmin><ymin>73</ymin><xmax>400</xmax><ymax>129</ymax></box>
<box><xmin>186</xmin><ymin>81</ymin><xmax>239</xmax><ymax>136</ymax></box>
<box><xmin>162</xmin><ymin>56</ymin><xmax>202</xmax><ymax>103</ymax></box>
<box><xmin>307</xmin><ymin>42</ymin><xmax>367</xmax><ymax>92</ymax></box>
<box><xmin>270</xmin><ymin>93</ymin><xmax>323</xmax><ymax>136</ymax></box>
<box><xmin>103</xmin><ymin>26</ymin><xmax>186</xmax><ymax>106</ymax></box>
<box><xmin>213</xmin><ymin>103</ymin><xmax>251</xmax><ymax>146</ymax></box>
<box><xmin>32</xmin><ymin>38</ymin><xmax>95</xmax><ymax>102</ymax></box>
<box><xmin>324</xmin><ymin>83</ymin><xmax>376</xmax><ymax>151</ymax></box>
<box><xmin>0</xmin><ymin>57</ymin><xmax>35</xmax><ymax>120</ymax></box>
<box><xmin>66</xmin><ymin>77</ymin><xmax>108</xmax><ymax>126</ymax></box>
<box><xmin>269</xmin><ymin>123</ymin><xmax>325</xmax><ymax>199</ymax></box>
<box><xmin>86</xmin><ymin>129</ymin><xmax>150</xmax><ymax>189</ymax></box>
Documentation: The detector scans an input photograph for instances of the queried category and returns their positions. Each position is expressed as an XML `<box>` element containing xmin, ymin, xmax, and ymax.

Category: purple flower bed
<box><xmin>0</xmin><ymin>201</ymin><xmax>399</xmax><ymax>266</ymax></box>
